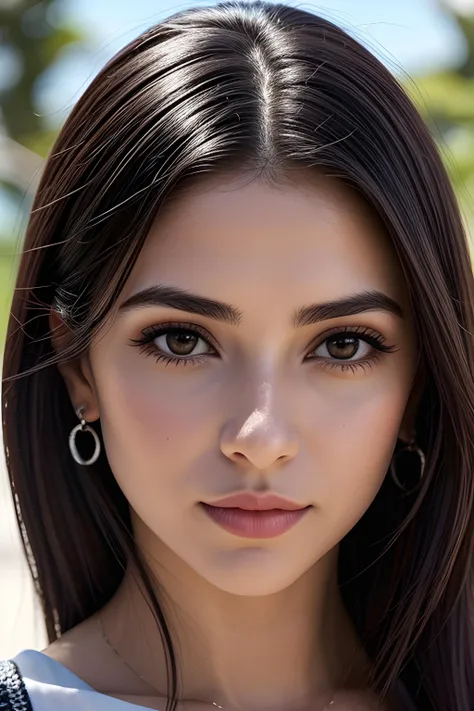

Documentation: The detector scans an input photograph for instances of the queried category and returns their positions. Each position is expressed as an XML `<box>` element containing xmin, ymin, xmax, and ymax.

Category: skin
<box><xmin>49</xmin><ymin>173</ymin><xmax>419</xmax><ymax>711</ymax></box>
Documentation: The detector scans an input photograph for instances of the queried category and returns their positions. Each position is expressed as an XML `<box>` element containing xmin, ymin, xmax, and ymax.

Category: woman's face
<box><xmin>72</xmin><ymin>174</ymin><xmax>418</xmax><ymax>595</ymax></box>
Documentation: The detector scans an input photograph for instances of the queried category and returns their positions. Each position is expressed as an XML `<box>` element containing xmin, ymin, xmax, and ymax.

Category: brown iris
<box><xmin>166</xmin><ymin>330</ymin><xmax>199</xmax><ymax>355</ymax></box>
<box><xmin>326</xmin><ymin>335</ymin><xmax>359</xmax><ymax>360</ymax></box>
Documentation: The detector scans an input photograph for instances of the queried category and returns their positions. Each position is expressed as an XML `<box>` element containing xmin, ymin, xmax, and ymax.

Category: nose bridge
<box><xmin>241</xmin><ymin>381</ymin><xmax>273</xmax><ymax>433</ymax></box>
<box><xmin>220</xmin><ymin>375</ymin><xmax>299</xmax><ymax>469</ymax></box>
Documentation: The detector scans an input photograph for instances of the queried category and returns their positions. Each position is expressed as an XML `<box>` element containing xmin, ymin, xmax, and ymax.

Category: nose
<box><xmin>219</xmin><ymin>381</ymin><xmax>299</xmax><ymax>470</ymax></box>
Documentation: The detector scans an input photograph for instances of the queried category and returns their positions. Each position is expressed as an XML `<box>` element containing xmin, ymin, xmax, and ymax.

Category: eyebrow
<box><xmin>119</xmin><ymin>285</ymin><xmax>243</xmax><ymax>325</ymax></box>
<box><xmin>293</xmin><ymin>289</ymin><xmax>404</xmax><ymax>326</ymax></box>
<box><xmin>118</xmin><ymin>284</ymin><xmax>403</xmax><ymax>325</ymax></box>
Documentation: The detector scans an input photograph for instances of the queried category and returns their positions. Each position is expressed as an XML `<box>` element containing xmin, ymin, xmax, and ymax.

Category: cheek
<box><xmin>304</xmin><ymin>368</ymin><xmax>409</xmax><ymax>520</ymax></box>
<box><xmin>90</xmin><ymin>351</ymin><xmax>219</xmax><ymax>501</ymax></box>
<box><xmin>98</xmin><ymin>341</ymin><xmax>221</xmax><ymax>433</ymax></box>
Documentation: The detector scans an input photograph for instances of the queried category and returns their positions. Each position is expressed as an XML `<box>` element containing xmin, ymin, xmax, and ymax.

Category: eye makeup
<box><xmin>129</xmin><ymin>321</ymin><xmax>398</xmax><ymax>373</ymax></box>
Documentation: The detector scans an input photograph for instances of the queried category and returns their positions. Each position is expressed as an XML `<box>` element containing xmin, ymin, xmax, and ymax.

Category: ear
<box><xmin>50</xmin><ymin>308</ymin><xmax>100</xmax><ymax>422</ymax></box>
<box><xmin>398</xmin><ymin>362</ymin><xmax>425</xmax><ymax>444</ymax></box>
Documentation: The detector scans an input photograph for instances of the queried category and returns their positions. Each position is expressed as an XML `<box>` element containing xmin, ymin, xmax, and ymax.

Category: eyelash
<box><xmin>306</xmin><ymin>325</ymin><xmax>398</xmax><ymax>373</ymax></box>
<box><xmin>129</xmin><ymin>322</ymin><xmax>218</xmax><ymax>368</ymax></box>
<box><xmin>130</xmin><ymin>322</ymin><xmax>398</xmax><ymax>374</ymax></box>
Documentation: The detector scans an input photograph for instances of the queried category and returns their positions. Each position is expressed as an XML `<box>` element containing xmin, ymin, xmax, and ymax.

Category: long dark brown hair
<box><xmin>2</xmin><ymin>2</ymin><xmax>474</xmax><ymax>709</ymax></box>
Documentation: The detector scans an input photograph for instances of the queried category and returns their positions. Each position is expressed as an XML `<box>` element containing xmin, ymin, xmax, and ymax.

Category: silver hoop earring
<box><xmin>390</xmin><ymin>435</ymin><xmax>425</xmax><ymax>493</ymax></box>
<box><xmin>69</xmin><ymin>408</ymin><xmax>101</xmax><ymax>466</ymax></box>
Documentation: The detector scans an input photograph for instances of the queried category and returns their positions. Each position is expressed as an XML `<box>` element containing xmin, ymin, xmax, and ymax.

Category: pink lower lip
<box><xmin>200</xmin><ymin>503</ymin><xmax>311</xmax><ymax>539</ymax></box>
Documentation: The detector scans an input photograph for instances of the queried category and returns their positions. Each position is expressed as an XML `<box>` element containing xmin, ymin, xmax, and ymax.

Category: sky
<box><xmin>0</xmin><ymin>0</ymin><xmax>469</xmax><ymax>233</ymax></box>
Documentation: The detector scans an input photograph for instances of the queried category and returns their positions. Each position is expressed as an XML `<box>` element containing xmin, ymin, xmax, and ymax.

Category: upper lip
<box><xmin>204</xmin><ymin>492</ymin><xmax>307</xmax><ymax>511</ymax></box>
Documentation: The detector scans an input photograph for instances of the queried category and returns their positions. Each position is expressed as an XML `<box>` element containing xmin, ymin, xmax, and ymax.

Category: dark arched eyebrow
<box><xmin>119</xmin><ymin>285</ymin><xmax>243</xmax><ymax>325</ymax></box>
<box><xmin>118</xmin><ymin>285</ymin><xmax>403</xmax><ymax>325</ymax></box>
<box><xmin>292</xmin><ymin>289</ymin><xmax>404</xmax><ymax>326</ymax></box>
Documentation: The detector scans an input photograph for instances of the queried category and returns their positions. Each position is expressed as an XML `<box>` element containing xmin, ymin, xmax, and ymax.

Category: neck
<box><xmin>100</xmin><ymin>538</ymin><xmax>371</xmax><ymax>711</ymax></box>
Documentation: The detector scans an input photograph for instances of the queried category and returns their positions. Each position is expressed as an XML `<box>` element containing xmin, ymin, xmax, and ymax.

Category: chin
<box><xmin>198</xmin><ymin>547</ymin><xmax>310</xmax><ymax>596</ymax></box>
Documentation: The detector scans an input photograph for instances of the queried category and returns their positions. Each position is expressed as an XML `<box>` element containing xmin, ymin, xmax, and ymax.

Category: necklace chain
<box><xmin>99</xmin><ymin>616</ymin><xmax>224</xmax><ymax>708</ymax></box>
<box><xmin>99</xmin><ymin>615</ymin><xmax>337</xmax><ymax>710</ymax></box>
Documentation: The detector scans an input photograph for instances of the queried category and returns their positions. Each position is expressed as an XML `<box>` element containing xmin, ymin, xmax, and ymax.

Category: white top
<box><xmin>11</xmin><ymin>648</ymin><xmax>418</xmax><ymax>711</ymax></box>
<box><xmin>13</xmin><ymin>649</ymin><xmax>153</xmax><ymax>710</ymax></box>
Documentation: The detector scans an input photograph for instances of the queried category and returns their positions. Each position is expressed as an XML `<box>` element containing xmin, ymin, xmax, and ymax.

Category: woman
<box><xmin>1</xmin><ymin>2</ymin><xmax>473</xmax><ymax>710</ymax></box>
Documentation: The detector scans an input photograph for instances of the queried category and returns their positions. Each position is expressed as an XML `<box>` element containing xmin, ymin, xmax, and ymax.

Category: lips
<box><xmin>200</xmin><ymin>491</ymin><xmax>311</xmax><ymax>539</ymax></box>
<box><xmin>205</xmin><ymin>492</ymin><xmax>306</xmax><ymax>511</ymax></box>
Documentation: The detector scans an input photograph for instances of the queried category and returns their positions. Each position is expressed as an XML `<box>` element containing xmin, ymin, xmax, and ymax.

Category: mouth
<box><xmin>199</xmin><ymin>502</ymin><xmax>312</xmax><ymax>539</ymax></box>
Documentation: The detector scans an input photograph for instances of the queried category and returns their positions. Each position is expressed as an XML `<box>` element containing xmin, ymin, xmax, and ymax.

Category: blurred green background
<box><xmin>1</xmin><ymin>0</ymin><xmax>474</xmax><ymax>351</ymax></box>
<box><xmin>0</xmin><ymin>243</ymin><xmax>13</xmax><ymax>343</ymax></box>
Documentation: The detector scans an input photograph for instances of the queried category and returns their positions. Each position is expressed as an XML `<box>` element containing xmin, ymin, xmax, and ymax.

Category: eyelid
<box><xmin>135</xmin><ymin>321</ymin><xmax>220</xmax><ymax>351</ymax></box>
<box><xmin>306</xmin><ymin>324</ymin><xmax>387</xmax><ymax>348</ymax></box>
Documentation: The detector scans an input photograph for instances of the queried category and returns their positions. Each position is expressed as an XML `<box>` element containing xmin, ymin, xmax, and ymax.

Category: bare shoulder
<box><xmin>42</xmin><ymin>615</ymin><xmax>98</xmax><ymax>663</ymax></box>
<box><xmin>43</xmin><ymin>617</ymin><xmax>85</xmax><ymax>656</ymax></box>
<box><xmin>41</xmin><ymin>615</ymin><xmax>123</xmax><ymax>692</ymax></box>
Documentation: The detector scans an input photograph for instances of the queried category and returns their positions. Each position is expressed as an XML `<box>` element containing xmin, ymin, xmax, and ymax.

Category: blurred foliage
<box><xmin>0</xmin><ymin>242</ymin><xmax>18</xmax><ymax>349</ymax></box>
<box><xmin>406</xmin><ymin>2</ymin><xmax>474</xmax><ymax>230</ymax></box>
<box><xmin>407</xmin><ymin>71</ymin><xmax>474</xmax><ymax>214</ymax></box>
<box><xmin>0</xmin><ymin>0</ymin><xmax>85</xmax><ymax>217</ymax></box>
<box><xmin>0</xmin><ymin>0</ymin><xmax>83</xmax><ymax>152</ymax></box>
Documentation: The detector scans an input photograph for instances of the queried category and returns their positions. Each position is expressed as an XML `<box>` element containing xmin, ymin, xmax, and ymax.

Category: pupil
<box><xmin>327</xmin><ymin>336</ymin><xmax>358</xmax><ymax>360</ymax></box>
<box><xmin>166</xmin><ymin>331</ymin><xmax>198</xmax><ymax>355</ymax></box>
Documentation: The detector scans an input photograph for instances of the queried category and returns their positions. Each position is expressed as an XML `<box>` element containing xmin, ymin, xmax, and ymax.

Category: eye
<box><xmin>155</xmin><ymin>329</ymin><xmax>212</xmax><ymax>357</ymax></box>
<box><xmin>314</xmin><ymin>334</ymin><xmax>371</xmax><ymax>361</ymax></box>
<box><xmin>130</xmin><ymin>323</ymin><xmax>217</xmax><ymax>366</ymax></box>
<box><xmin>306</xmin><ymin>326</ymin><xmax>398</xmax><ymax>372</ymax></box>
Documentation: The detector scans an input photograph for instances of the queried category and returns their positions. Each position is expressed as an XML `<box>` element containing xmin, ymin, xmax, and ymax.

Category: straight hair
<box><xmin>3</xmin><ymin>3</ymin><xmax>474</xmax><ymax>709</ymax></box>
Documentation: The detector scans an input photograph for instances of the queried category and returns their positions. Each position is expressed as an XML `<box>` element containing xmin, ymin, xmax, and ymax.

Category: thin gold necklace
<box><xmin>99</xmin><ymin>615</ymin><xmax>224</xmax><ymax>708</ymax></box>
<box><xmin>99</xmin><ymin>615</ymin><xmax>337</xmax><ymax>710</ymax></box>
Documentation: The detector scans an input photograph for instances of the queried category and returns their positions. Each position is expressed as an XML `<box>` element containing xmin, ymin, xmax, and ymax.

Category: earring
<box><xmin>69</xmin><ymin>407</ymin><xmax>101</xmax><ymax>466</ymax></box>
<box><xmin>390</xmin><ymin>432</ymin><xmax>425</xmax><ymax>493</ymax></box>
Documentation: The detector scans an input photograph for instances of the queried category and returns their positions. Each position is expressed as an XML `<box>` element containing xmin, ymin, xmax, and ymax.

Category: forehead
<box><xmin>125</xmin><ymin>174</ymin><xmax>407</xmax><ymax>309</ymax></box>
